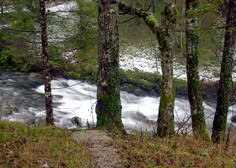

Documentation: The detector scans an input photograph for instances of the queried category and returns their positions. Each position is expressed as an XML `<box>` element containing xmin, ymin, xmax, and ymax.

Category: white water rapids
<box><xmin>1</xmin><ymin>73</ymin><xmax>235</xmax><ymax>134</ymax></box>
<box><xmin>35</xmin><ymin>79</ymin><xmax>236</xmax><ymax>133</ymax></box>
<box><xmin>0</xmin><ymin>1</ymin><xmax>235</xmax><ymax>134</ymax></box>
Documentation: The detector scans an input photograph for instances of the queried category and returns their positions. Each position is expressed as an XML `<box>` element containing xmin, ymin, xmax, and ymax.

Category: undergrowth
<box><xmin>1</xmin><ymin>121</ymin><xmax>235</xmax><ymax>167</ymax></box>
<box><xmin>113</xmin><ymin>131</ymin><xmax>236</xmax><ymax>168</ymax></box>
<box><xmin>0</xmin><ymin>121</ymin><xmax>92</xmax><ymax>168</ymax></box>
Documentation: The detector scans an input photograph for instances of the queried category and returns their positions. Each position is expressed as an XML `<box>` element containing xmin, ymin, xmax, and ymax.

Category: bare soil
<box><xmin>71</xmin><ymin>130</ymin><xmax>123</xmax><ymax>168</ymax></box>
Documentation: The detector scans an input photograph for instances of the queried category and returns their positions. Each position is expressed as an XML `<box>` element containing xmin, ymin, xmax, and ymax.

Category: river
<box><xmin>0</xmin><ymin>71</ymin><xmax>235</xmax><ymax>134</ymax></box>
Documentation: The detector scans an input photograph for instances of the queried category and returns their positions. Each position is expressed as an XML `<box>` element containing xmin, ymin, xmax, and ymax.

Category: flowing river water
<box><xmin>1</xmin><ymin>1</ymin><xmax>235</xmax><ymax>134</ymax></box>
<box><xmin>0</xmin><ymin>71</ymin><xmax>235</xmax><ymax>134</ymax></box>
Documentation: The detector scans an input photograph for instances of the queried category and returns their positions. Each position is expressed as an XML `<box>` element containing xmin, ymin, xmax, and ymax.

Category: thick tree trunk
<box><xmin>185</xmin><ymin>0</ymin><xmax>209</xmax><ymax>140</ymax></box>
<box><xmin>157</xmin><ymin>3</ymin><xmax>176</xmax><ymax>137</ymax></box>
<box><xmin>96</xmin><ymin>0</ymin><xmax>124</xmax><ymax>132</ymax></box>
<box><xmin>39</xmin><ymin>0</ymin><xmax>54</xmax><ymax>125</ymax></box>
<box><xmin>212</xmin><ymin>0</ymin><xmax>236</xmax><ymax>143</ymax></box>
<box><xmin>118</xmin><ymin>1</ymin><xmax>176</xmax><ymax>137</ymax></box>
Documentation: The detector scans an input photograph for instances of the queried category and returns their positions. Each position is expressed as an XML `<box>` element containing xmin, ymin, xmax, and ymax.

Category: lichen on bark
<box><xmin>212</xmin><ymin>0</ymin><xmax>236</xmax><ymax>143</ymax></box>
<box><xmin>185</xmin><ymin>0</ymin><xmax>209</xmax><ymax>140</ymax></box>
<box><xmin>96</xmin><ymin>0</ymin><xmax>124</xmax><ymax>133</ymax></box>
<box><xmin>118</xmin><ymin>0</ymin><xmax>176</xmax><ymax>137</ymax></box>
<box><xmin>39</xmin><ymin>0</ymin><xmax>54</xmax><ymax>125</ymax></box>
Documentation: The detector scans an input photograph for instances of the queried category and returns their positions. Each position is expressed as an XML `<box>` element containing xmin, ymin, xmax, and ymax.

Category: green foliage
<box><xmin>73</xmin><ymin>0</ymin><xmax>98</xmax><ymax>54</ymax></box>
<box><xmin>186</xmin><ymin>0</ymin><xmax>224</xmax><ymax>17</ymax></box>
<box><xmin>0</xmin><ymin>0</ymin><xmax>40</xmax><ymax>71</ymax></box>
<box><xmin>120</xmin><ymin>69</ymin><xmax>161</xmax><ymax>95</ymax></box>
<box><xmin>0</xmin><ymin>29</ymin><xmax>40</xmax><ymax>71</ymax></box>
<box><xmin>48</xmin><ymin>45</ymin><xmax>69</xmax><ymax>76</ymax></box>
<box><xmin>67</xmin><ymin>71</ymin><xmax>81</xmax><ymax>79</ymax></box>
<box><xmin>0</xmin><ymin>0</ymin><xmax>225</xmax><ymax>77</ymax></box>
<box><xmin>186</xmin><ymin>0</ymin><xmax>225</xmax><ymax>68</ymax></box>
<box><xmin>59</xmin><ymin>0</ymin><xmax>99</xmax><ymax>79</ymax></box>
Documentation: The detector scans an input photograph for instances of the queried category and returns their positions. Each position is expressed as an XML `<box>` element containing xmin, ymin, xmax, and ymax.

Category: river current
<box><xmin>0</xmin><ymin>71</ymin><xmax>235</xmax><ymax>134</ymax></box>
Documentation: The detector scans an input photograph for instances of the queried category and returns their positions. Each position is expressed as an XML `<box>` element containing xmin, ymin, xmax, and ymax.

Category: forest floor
<box><xmin>1</xmin><ymin>121</ymin><xmax>236</xmax><ymax>167</ymax></box>
<box><xmin>72</xmin><ymin>128</ymin><xmax>236</xmax><ymax>168</ymax></box>
<box><xmin>72</xmin><ymin>130</ymin><xmax>122</xmax><ymax>168</ymax></box>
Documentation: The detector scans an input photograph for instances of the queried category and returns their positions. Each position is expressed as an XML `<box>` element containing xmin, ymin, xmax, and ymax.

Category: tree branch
<box><xmin>119</xmin><ymin>16</ymin><xmax>137</xmax><ymax>24</ymax></box>
<box><xmin>116</xmin><ymin>1</ymin><xmax>162</xmax><ymax>39</ymax></box>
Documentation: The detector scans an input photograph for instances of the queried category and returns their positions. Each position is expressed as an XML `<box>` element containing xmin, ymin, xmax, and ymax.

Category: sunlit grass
<box><xmin>0</xmin><ymin>121</ymin><xmax>92</xmax><ymax>168</ymax></box>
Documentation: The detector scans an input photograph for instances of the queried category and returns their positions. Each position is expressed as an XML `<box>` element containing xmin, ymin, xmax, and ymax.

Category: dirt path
<box><xmin>71</xmin><ymin>130</ymin><xmax>122</xmax><ymax>168</ymax></box>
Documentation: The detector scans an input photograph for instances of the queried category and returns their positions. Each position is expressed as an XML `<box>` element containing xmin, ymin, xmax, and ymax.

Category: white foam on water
<box><xmin>33</xmin><ymin>78</ymin><xmax>236</xmax><ymax>132</ymax></box>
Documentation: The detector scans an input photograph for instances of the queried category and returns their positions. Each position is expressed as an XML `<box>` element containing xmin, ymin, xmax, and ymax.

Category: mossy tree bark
<box><xmin>96</xmin><ymin>0</ymin><xmax>124</xmax><ymax>132</ymax></box>
<box><xmin>185</xmin><ymin>0</ymin><xmax>209</xmax><ymax>140</ymax></box>
<box><xmin>157</xmin><ymin>3</ymin><xmax>176</xmax><ymax>138</ymax></box>
<box><xmin>39</xmin><ymin>0</ymin><xmax>54</xmax><ymax>125</ymax></box>
<box><xmin>118</xmin><ymin>1</ymin><xmax>176</xmax><ymax>137</ymax></box>
<box><xmin>212</xmin><ymin>0</ymin><xmax>236</xmax><ymax>143</ymax></box>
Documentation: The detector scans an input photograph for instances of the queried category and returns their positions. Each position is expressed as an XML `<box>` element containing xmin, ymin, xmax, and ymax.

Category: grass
<box><xmin>1</xmin><ymin>121</ymin><xmax>236</xmax><ymax>167</ymax></box>
<box><xmin>113</xmin><ymin>131</ymin><xmax>236</xmax><ymax>168</ymax></box>
<box><xmin>0</xmin><ymin>121</ymin><xmax>92</xmax><ymax>168</ymax></box>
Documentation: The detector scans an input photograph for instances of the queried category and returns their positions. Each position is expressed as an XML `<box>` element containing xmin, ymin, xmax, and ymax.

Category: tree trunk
<box><xmin>118</xmin><ymin>1</ymin><xmax>176</xmax><ymax>137</ymax></box>
<box><xmin>78</xmin><ymin>1</ymin><xmax>86</xmax><ymax>50</ymax></box>
<box><xmin>0</xmin><ymin>2</ymin><xmax>3</xmax><ymax>14</ymax></box>
<box><xmin>96</xmin><ymin>0</ymin><xmax>124</xmax><ymax>132</ymax></box>
<box><xmin>39</xmin><ymin>0</ymin><xmax>54</xmax><ymax>125</ymax></box>
<box><xmin>212</xmin><ymin>0</ymin><xmax>236</xmax><ymax>143</ymax></box>
<box><xmin>152</xmin><ymin>0</ymin><xmax>156</xmax><ymax>13</ymax></box>
<box><xmin>157</xmin><ymin>3</ymin><xmax>176</xmax><ymax>137</ymax></box>
<box><xmin>185</xmin><ymin>0</ymin><xmax>209</xmax><ymax>140</ymax></box>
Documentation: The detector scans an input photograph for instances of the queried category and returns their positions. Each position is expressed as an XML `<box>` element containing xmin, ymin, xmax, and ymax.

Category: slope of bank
<box><xmin>0</xmin><ymin>121</ymin><xmax>92</xmax><ymax>167</ymax></box>
<box><xmin>1</xmin><ymin>121</ymin><xmax>236</xmax><ymax>167</ymax></box>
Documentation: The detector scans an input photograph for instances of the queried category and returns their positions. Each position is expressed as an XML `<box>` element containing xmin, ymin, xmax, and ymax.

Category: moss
<box><xmin>96</xmin><ymin>61</ymin><xmax>124</xmax><ymax>133</ymax></box>
<box><xmin>212</xmin><ymin>107</ymin><xmax>228</xmax><ymax>143</ymax></box>
<box><xmin>157</xmin><ymin>81</ymin><xmax>175</xmax><ymax>137</ymax></box>
<box><xmin>96</xmin><ymin>90</ymin><xmax>124</xmax><ymax>133</ymax></box>
<box><xmin>186</xmin><ymin>20</ymin><xmax>210</xmax><ymax>140</ymax></box>
<box><xmin>68</xmin><ymin>72</ymin><xmax>81</xmax><ymax>79</ymax></box>
<box><xmin>146</xmin><ymin>15</ymin><xmax>158</xmax><ymax>25</ymax></box>
<box><xmin>192</xmin><ymin>112</ymin><xmax>210</xmax><ymax>141</ymax></box>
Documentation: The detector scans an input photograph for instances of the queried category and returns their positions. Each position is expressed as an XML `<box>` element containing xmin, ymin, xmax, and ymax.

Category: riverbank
<box><xmin>1</xmin><ymin>121</ymin><xmax>235</xmax><ymax>167</ymax></box>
